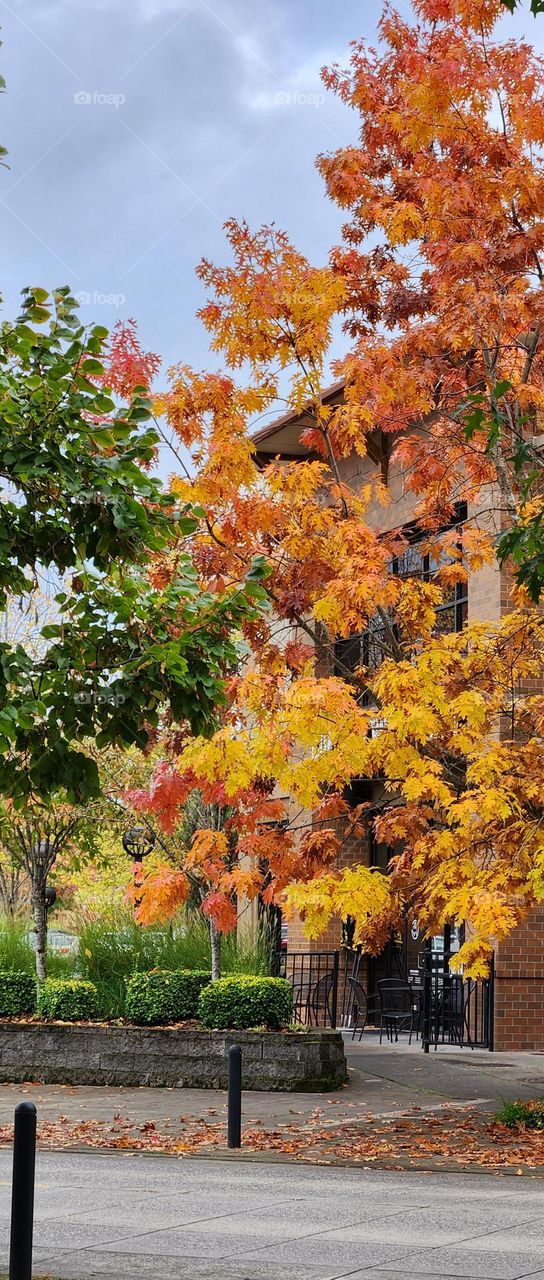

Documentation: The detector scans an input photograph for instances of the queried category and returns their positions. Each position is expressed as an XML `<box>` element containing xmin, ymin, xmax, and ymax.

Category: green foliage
<box><xmin>0</xmin><ymin>921</ymin><xmax>35</xmax><ymax>973</ymax></box>
<box><xmin>0</xmin><ymin>921</ymin><xmax>77</xmax><ymax>982</ymax></box>
<box><xmin>0</xmin><ymin>971</ymin><xmax>36</xmax><ymax>1015</ymax></box>
<box><xmin>47</xmin><ymin>950</ymin><xmax>77</xmax><ymax>980</ymax></box>
<box><xmin>498</xmin><ymin>519</ymin><xmax>544</xmax><ymax>603</ymax></box>
<box><xmin>198</xmin><ymin>975</ymin><xmax>293</xmax><ymax>1030</ymax></box>
<box><xmin>496</xmin><ymin>1098</ymin><xmax>544</xmax><ymax>1129</ymax></box>
<box><xmin>38</xmin><ymin>978</ymin><xmax>98</xmax><ymax>1021</ymax></box>
<box><xmin>125</xmin><ymin>969</ymin><xmax>211</xmax><ymax>1025</ymax></box>
<box><xmin>501</xmin><ymin>0</ymin><xmax>544</xmax><ymax>12</ymax></box>
<box><xmin>0</xmin><ymin>288</ymin><xmax>269</xmax><ymax>805</ymax></box>
<box><xmin>77</xmin><ymin>915</ymin><xmax>272</xmax><ymax>1017</ymax></box>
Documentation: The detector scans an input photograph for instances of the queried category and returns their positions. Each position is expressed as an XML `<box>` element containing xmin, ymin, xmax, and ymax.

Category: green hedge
<box><xmin>0</xmin><ymin>971</ymin><xmax>36</xmax><ymax>1016</ymax></box>
<box><xmin>198</xmin><ymin>975</ymin><xmax>293</xmax><ymax>1030</ymax></box>
<box><xmin>38</xmin><ymin>979</ymin><xmax>99</xmax><ymax>1021</ymax></box>
<box><xmin>125</xmin><ymin>969</ymin><xmax>212</xmax><ymax>1025</ymax></box>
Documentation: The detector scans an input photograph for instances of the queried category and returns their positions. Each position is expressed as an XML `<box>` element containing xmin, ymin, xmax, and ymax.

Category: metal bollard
<box><xmin>9</xmin><ymin>1101</ymin><xmax>37</xmax><ymax>1280</ymax></box>
<box><xmin>227</xmin><ymin>1044</ymin><xmax>242</xmax><ymax>1148</ymax></box>
<box><xmin>422</xmin><ymin>938</ymin><xmax>432</xmax><ymax>1055</ymax></box>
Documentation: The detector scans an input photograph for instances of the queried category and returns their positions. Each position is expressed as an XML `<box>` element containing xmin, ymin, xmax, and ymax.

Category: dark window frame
<box><xmin>334</xmin><ymin>503</ymin><xmax>468</xmax><ymax>683</ymax></box>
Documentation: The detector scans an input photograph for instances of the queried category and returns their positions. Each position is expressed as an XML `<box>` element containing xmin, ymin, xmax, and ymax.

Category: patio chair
<box><xmin>446</xmin><ymin>976</ymin><xmax>476</xmax><ymax>1049</ymax></box>
<box><xmin>308</xmin><ymin>971</ymin><xmax>335</xmax><ymax>1026</ymax></box>
<box><xmin>348</xmin><ymin>976</ymin><xmax>377</xmax><ymax>1040</ymax></box>
<box><xmin>378</xmin><ymin>979</ymin><xmax>417</xmax><ymax>1044</ymax></box>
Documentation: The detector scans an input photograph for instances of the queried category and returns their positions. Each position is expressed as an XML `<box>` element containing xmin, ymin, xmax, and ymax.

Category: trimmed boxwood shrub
<box><xmin>125</xmin><ymin>969</ymin><xmax>212</xmax><ymax>1025</ymax></box>
<box><xmin>38</xmin><ymin>978</ymin><xmax>99</xmax><ymax>1021</ymax></box>
<box><xmin>0</xmin><ymin>971</ymin><xmax>36</xmax><ymax>1016</ymax></box>
<box><xmin>198</xmin><ymin>975</ymin><xmax>293</xmax><ymax>1030</ymax></box>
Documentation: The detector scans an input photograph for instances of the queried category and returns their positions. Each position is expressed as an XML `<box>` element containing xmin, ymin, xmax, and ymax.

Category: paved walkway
<box><xmin>2</xmin><ymin>1149</ymin><xmax>544</xmax><ymax>1279</ymax></box>
<box><xmin>0</xmin><ymin>1037</ymin><xmax>543</xmax><ymax>1139</ymax></box>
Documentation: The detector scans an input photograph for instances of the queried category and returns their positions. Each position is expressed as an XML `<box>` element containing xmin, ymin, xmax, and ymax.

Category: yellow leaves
<box><xmin>180</xmin><ymin>675</ymin><xmax>371</xmax><ymax>811</ymax></box>
<box><xmin>395</xmin><ymin>579</ymin><xmax>443</xmax><ymax>639</ymax></box>
<box><xmin>384</xmin><ymin>201</ymin><xmax>425</xmax><ymax>246</ymax></box>
<box><xmin>266</xmin><ymin>459</ymin><xmax>329</xmax><ymax>500</ymax></box>
<box><xmin>285</xmin><ymin>866</ymin><xmax>391</xmax><ymax>943</ymax></box>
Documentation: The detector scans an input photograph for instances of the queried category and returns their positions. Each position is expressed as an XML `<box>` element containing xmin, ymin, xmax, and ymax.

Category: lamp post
<box><xmin>122</xmin><ymin>827</ymin><xmax>156</xmax><ymax>920</ymax></box>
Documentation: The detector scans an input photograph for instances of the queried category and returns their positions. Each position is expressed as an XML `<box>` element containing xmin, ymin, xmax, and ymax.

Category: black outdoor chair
<box><xmin>290</xmin><ymin>971</ymin><xmax>308</xmax><ymax>1024</ymax></box>
<box><xmin>348</xmin><ymin>976</ymin><xmax>377</xmax><ymax>1040</ymax></box>
<box><xmin>444</xmin><ymin>976</ymin><xmax>476</xmax><ymax>1049</ymax></box>
<box><xmin>378</xmin><ymin>979</ymin><xmax>417</xmax><ymax>1044</ymax></box>
<box><xmin>308</xmin><ymin>972</ymin><xmax>334</xmax><ymax>1026</ymax></box>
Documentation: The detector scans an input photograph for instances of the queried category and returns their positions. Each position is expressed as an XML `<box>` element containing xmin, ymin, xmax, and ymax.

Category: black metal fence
<box><xmin>421</xmin><ymin>946</ymin><xmax>494</xmax><ymax>1051</ymax></box>
<box><xmin>276</xmin><ymin>946</ymin><xmax>494</xmax><ymax>1050</ymax></box>
<box><xmin>275</xmin><ymin>949</ymin><xmax>361</xmax><ymax>1029</ymax></box>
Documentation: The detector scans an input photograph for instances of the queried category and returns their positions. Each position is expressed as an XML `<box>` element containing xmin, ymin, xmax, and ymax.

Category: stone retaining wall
<box><xmin>0</xmin><ymin>1022</ymin><xmax>347</xmax><ymax>1091</ymax></box>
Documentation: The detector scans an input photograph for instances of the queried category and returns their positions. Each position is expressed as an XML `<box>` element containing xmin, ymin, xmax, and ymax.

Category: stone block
<box><xmin>0</xmin><ymin>1021</ymin><xmax>346</xmax><ymax>1091</ymax></box>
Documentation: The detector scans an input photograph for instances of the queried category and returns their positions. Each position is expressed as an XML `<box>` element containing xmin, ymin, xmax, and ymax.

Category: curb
<box><xmin>1</xmin><ymin>1140</ymin><xmax>543</xmax><ymax>1178</ymax></box>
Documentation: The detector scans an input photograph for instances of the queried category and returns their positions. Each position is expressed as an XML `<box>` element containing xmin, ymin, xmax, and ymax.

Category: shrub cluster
<box><xmin>77</xmin><ymin>917</ymin><xmax>272</xmax><ymax>1018</ymax></box>
<box><xmin>198</xmin><ymin>975</ymin><xmax>293</xmax><ymax>1030</ymax></box>
<box><xmin>125</xmin><ymin>969</ymin><xmax>212</xmax><ymax>1025</ymax></box>
<box><xmin>38</xmin><ymin>978</ymin><xmax>99</xmax><ymax>1021</ymax></box>
<box><xmin>0</xmin><ymin>971</ymin><xmax>36</xmax><ymax>1016</ymax></box>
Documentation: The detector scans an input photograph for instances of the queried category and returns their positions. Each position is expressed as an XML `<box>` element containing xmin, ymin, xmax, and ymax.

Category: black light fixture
<box><xmin>44</xmin><ymin>885</ymin><xmax>57</xmax><ymax>912</ymax></box>
<box><xmin>122</xmin><ymin>826</ymin><xmax>156</xmax><ymax>864</ymax></box>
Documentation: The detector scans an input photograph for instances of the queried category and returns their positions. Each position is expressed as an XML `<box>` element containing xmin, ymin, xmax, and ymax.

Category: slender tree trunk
<box><xmin>31</xmin><ymin>876</ymin><xmax>47</xmax><ymax>982</ymax></box>
<box><xmin>209</xmin><ymin>919</ymin><xmax>221</xmax><ymax>981</ymax></box>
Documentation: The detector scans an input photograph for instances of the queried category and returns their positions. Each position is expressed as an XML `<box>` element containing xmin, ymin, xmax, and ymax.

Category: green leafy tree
<box><xmin>0</xmin><ymin>287</ymin><xmax>269</xmax><ymax>806</ymax></box>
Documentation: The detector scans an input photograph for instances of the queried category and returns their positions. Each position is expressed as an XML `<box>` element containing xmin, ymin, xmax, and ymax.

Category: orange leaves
<box><xmin>125</xmin><ymin>0</ymin><xmax>544</xmax><ymax>976</ymax></box>
<box><xmin>187</xmin><ymin>829</ymin><xmax>229</xmax><ymax>882</ymax></box>
<box><xmin>196</xmin><ymin>220</ymin><xmax>345</xmax><ymax>388</ymax></box>
<box><xmin>133</xmin><ymin>860</ymin><xmax>190</xmax><ymax>925</ymax></box>
<box><xmin>159</xmin><ymin>367</ymin><xmax>259</xmax><ymax>502</ymax></box>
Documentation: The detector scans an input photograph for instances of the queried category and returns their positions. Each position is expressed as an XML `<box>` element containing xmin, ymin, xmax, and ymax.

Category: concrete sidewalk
<box><xmin>0</xmin><ymin>1036</ymin><xmax>542</xmax><ymax>1139</ymax></box>
<box><xmin>2</xmin><ymin>1149</ymin><xmax>544</xmax><ymax>1279</ymax></box>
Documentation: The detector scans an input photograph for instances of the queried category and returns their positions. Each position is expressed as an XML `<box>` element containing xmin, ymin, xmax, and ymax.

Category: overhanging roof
<box><xmin>252</xmin><ymin>381</ymin><xmax>345</xmax><ymax>463</ymax></box>
<box><xmin>251</xmin><ymin>378</ymin><xmax>384</xmax><ymax>468</ymax></box>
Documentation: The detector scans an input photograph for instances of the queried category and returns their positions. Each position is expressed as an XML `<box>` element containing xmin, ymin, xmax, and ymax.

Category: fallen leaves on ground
<box><xmin>0</xmin><ymin>1106</ymin><xmax>543</xmax><ymax>1171</ymax></box>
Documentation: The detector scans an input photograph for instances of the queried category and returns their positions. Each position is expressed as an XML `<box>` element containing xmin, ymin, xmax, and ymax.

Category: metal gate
<box><xmin>421</xmin><ymin>945</ymin><xmax>494</xmax><ymax>1051</ymax></box>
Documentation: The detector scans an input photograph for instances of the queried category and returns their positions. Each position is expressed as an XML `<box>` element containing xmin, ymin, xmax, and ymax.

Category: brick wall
<box><xmin>493</xmin><ymin>908</ymin><xmax>544</xmax><ymax>1051</ymax></box>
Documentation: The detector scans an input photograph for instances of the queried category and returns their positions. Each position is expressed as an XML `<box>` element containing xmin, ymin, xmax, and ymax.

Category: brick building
<box><xmin>252</xmin><ymin>384</ymin><xmax>544</xmax><ymax>1053</ymax></box>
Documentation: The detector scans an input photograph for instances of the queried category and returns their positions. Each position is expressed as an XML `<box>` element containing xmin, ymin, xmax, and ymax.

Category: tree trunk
<box><xmin>31</xmin><ymin>876</ymin><xmax>48</xmax><ymax>982</ymax></box>
<box><xmin>209</xmin><ymin>919</ymin><xmax>221</xmax><ymax>981</ymax></box>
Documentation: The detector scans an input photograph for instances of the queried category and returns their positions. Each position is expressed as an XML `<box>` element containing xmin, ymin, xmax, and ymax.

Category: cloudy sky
<box><xmin>0</xmin><ymin>0</ymin><xmax>541</xmax><ymax>380</ymax></box>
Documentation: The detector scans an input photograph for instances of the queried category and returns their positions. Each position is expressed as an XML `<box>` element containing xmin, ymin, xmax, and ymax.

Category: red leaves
<box><xmin>128</xmin><ymin>763</ymin><xmax>193</xmax><ymax>834</ymax></box>
<box><xmin>201</xmin><ymin>891</ymin><xmax>237</xmax><ymax>934</ymax></box>
<box><xmin>104</xmin><ymin>319</ymin><xmax>161</xmax><ymax>397</ymax></box>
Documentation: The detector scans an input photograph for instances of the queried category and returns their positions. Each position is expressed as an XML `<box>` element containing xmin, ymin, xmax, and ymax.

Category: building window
<box><xmin>334</xmin><ymin>505</ymin><xmax>468</xmax><ymax>683</ymax></box>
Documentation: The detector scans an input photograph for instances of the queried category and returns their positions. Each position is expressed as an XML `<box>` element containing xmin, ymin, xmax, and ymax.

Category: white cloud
<box><xmin>245</xmin><ymin>49</ymin><xmax>345</xmax><ymax>114</ymax></box>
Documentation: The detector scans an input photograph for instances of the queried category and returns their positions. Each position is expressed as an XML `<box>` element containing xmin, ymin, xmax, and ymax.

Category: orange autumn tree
<box><xmin>137</xmin><ymin>0</ymin><xmax>544</xmax><ymax>975</ymax></box>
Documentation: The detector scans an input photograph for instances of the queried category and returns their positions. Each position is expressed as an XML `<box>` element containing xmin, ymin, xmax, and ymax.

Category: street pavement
<box><xmin>2</xmin><ymin>1149</ymin><xmax>544</xmax><ymax>1279</ymax></box>
<box><xmin>0</xmin><ymin>1037</ymin><xmax>543</xmax><ymax>1136</ymax></box>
